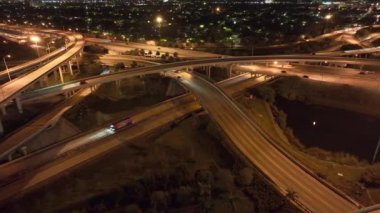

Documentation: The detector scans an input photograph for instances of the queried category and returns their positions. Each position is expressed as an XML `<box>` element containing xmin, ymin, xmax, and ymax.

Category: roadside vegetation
<box><xmin>1</xmin><ymin>116</ymin><xmax>300</xmax><ymax>212</ymax></box>
<box><xmin>65</xmin><ymin>74</ymin><xmax>172</xmax><ymax>131</ymax></box>
<box><xmin>235</xmin><ymin>77</ymin><xmax>380</xmax><ymax>205</ymax></box>
<box><xmin>123</xmin><ymin>48</ymin><xmax>181</xmax><ymax>63</ymax></box>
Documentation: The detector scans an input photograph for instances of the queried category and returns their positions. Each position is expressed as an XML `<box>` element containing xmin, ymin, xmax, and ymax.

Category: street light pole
<box><xmin>2</xmin><ymin>54</ymin><xmax>11</xmax><ymax>81</ymax></box>
<box><xmin>30</xmin><ymin>35</ymin><xmax>41</xmax><ymax>57</ymax></box>
<box><xmin>156</xmin><ymin>16</ymin><xmax>163</xmax><ymax>40</ymax></box>
<box><xmin>372</xmin><ymin>137</ymin><xmax>380</xmax><ymax>164</ymax></box>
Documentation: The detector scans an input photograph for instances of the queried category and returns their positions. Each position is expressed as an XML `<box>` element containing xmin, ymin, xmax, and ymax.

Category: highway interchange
<box><xmin>0</xmin><ymin>24</ymin><xmax>379</xmax><ymax>212</ymax></box>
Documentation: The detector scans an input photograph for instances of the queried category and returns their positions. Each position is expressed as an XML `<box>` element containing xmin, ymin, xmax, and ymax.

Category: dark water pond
<box><xmin>275</xmin><ymin>97</ymin><xmax>380</xmax><ymax>161</ymax></box>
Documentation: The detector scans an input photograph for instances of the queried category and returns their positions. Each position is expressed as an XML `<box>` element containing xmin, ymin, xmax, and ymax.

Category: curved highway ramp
<box><xmin>175</xmin><ymin>72</ymin><xmax>359</xmax><ymax>213</ymax></box>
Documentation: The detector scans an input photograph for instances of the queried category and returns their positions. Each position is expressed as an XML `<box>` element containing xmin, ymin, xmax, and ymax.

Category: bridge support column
<box><xmin>20</xmin><ymin>146</ymin><xmax>27</xmax><ymax>155</ymax></box>
<box><xmin>206</xmin><ymin>66</ymin><xmax>211</xmax><ymax>79</ymax></box>
<box><xmin>64</xmin><ymin>92</ymin><xmax>69</xmax><ymax>99</ymax></box>
<box><xmin>7</xmin><ymin>153</ymin><xmax>13</xmax><ymax>161</ymax></box>
<box><xmin>0</xmin><ymin>118</ymin><xmax>3</xmax><ymax>135</ymax></box>
<box><xmin>15</xmin><ymin>97</ymin><xmax>23</xmax><ymax>114</ymax></box>
<box><xmin>42</xmin><ymin>76</ymin><xmax>49</xmax><ymax>87</ymax></box>
<box><xmin>53</xmin><ymin>69</ymin><xmax>58</xmax><ymax>81</ymax></box>
<box><xmin>115</xmin><ymin>80</ymin><xmax>121</xmax><ymax>89</ymax></box>
<box><xmin>76</xmin><ymin>55</ymin><xmax>81</xmax><ymax>72</ymax></box>
<box><xmin>67</xmin><ymin>61</ymin><xmax>73</xmax><ymax>76</ymax></box>
<box><xmin>39</xmin><ymin>78</ymin><xmax>44</xmax><ymax>87</ymax></box>
<box><xmin>227</xmin><ymin>64</ymin><xmax>234</xmax><ymax>78</ymax></box>
<box><xmin>58</xmin><ymin>66</ymin><xmax>64</xmax><ymax>84</ymax></box>
<box><xmin>1</xmin><ymin>105</ymin><xmax>6</xmax><ymax>115</ymax></box>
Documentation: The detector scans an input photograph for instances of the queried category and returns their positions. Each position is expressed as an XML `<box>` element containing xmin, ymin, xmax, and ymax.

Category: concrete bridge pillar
<box><xmin>38</xmin><ymin>76</ymin><xmax>48</xmax><ymax>88</ymax></box>
<box><xmin>227</xmin><ymin>64</ymin><xmax>234</xmax><ymax>78</ymax></box>
<box><xmin>1</xmin><ymin>105</ymin><xmax>6</xmax><ymax>115</ymax></box>
<box><xmin>0</xmin><ymin>118</ymin><xmax>3</xmax><ymax>135</ymax></box>
<box><xmin>7</xmin><ymin>153</ymin><xmax>13</xmax><ymax>162</ymax></box>
<box><xmin>67</xmin><ymin>61</ymin><xmax>73</xmax><ymax>76</ymax></box>
<box><xmin>53</xmin><ymin>69</ymin><xmax>58</xmax><ymax>81</ymax></box>
<box><xmin>76</xmin><ymin>55</ymin><xmax>81</xmax><ymax>72</ymax></box>
<box><xmin>65</xmin><ymin>90</ymin><xmax>75</xmax><ymax>99</ymax></box>
<box><xmin>15</xmin><ymin>96</ymin><xmax>23</xmax><ymax>114</ymax></box>
<box><xmin>115</xmin><ymin>80</ymin><xmax>121</xmax><ymax>89</ymax></box>
<box><xmin>58</xmin><ymin>66</ymin><xmax>64</xmax><ymax>84</ymax></box>
<box><xmin>20</xmin><ymin>146</ymin><xmax>27</xmax><ymax>155</ymax></box>
<box><xmin>39</xmin><ymin>78</ymin><xmax>44</xmax><ymax>87</ymax></box>
<box><xmin>206</xmin><ymin>66</ymin><xmax>211</xmax><ymax>79</ymax></box>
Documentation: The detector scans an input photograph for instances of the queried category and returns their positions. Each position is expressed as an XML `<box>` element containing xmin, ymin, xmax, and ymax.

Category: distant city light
<box><xmin>30</xmin><ymin>35</ymin><xmax>41</xmax><ymax>43</ymax></box>
<box><xmin>156</xmin><ymin>16</ymin><xmax>163</xmax><ymax>24</ymax></box>
<box><xmin>325</xmin><ymin>14</ymin><xmax>333</xmax><ymax>20</ymax></box>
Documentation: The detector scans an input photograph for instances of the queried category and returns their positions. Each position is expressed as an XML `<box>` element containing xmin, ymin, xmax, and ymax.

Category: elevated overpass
<box><xmin>17</xmin><ymin>55</ymin><xmax>380</xmax><ymax>103</ymax></box>
<box><xmin>0</xmin><ymin>26</ymin><xmax>84</xmax><ymax>116</ymax></box>
<box><xmin>10</xmin><ymin>54</ymin><xmax>379</xmax><ymax>212</ymax></box>
<box><xmin>175</xmin><ymin>72</ymin><xmax>359</xmax><ymax>212</ymax></box>
<box><xmin>0</xmin><ymin>73</ymin><xmax>267</xmax><ymax>204</ymax></box>
<box><xmin>0</xmin><ymin>30</ymin><xmax>77</xmax><ymax>81</ymax></box>
<box><xmin>2</xmin><ymin>24</ymin><xmax>380</xmax><ymax>212</ymax></box>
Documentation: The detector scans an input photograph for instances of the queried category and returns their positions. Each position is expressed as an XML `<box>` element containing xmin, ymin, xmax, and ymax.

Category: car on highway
<box><xmin>359</xmin><ymin>71</ymin><xmax>374</xmax><ymax>75</ymax></box>
<box><xmin>281</xmin><ymin>70</ymin><xmax>287</xmax><ymax>74</ymax></box>
<box><xmin>79</xmin><ymin>80</ymin><xmax>87</xmax><ymax>85</ymax></box>
<box><xmin>109</xmin><ymin>117</ymin><xmax>133</xmax><ymax>132</ymax></box>
<box><xmin>177</xmin><ymin>76</ymin><xmax>181</xmax><ymax>79</ymax></box>
<box><xmin>303</xmin><ymin>75</ymin><xmax>309</xmax><ymax>78</ymax></box>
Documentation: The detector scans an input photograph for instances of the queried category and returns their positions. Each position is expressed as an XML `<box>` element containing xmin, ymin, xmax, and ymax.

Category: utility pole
<box><xmin>372</xmin><ymin>137</ymin><xmax>380</xmax><ymax>164</ymax></box>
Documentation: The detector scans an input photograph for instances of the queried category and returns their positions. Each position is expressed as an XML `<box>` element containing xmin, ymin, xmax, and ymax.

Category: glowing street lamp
<box><xmin>325</xmin><ymin>14</ymin><xmax>333</xmax><ymax>20</ymax></box>
<box><xmin>155</xmin><ymin>16</ymin><xmax>163</xmax><ymax>39</ymax></box>
<box><xmin>3</xmin><ymin>54</ymin><xmax>12</xmax><ymax>81</ymax></box>
<box><xmin>156</xmin><ymin>16</ymin><xmax>163</xmax><ymax>24</ymax></box>
<box><xmin>30</xmin><ymin>35</ymin><xmax>41</xmax><ymax>57</ymax></box>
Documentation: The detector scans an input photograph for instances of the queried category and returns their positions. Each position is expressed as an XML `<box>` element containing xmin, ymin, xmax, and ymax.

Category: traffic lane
<box><xmin>20</xmin><ymin>55</ymin><xmax>380</xmax><ymax>103</ymax></box>
<box><xmin>238</xmin><ymin>64</ymin><xmax>380</xmax><ymax>89</ymax></box>
<box><xmin>177</xmin><ymin>73</ymin><xmax>358</xmax><ymax>212</ymax></box>
<box><xmin>0</xmin><ymin>39</ymin><xmax>84</xmax><ymax>103</ymax></box>
<box><xmin>2</xmin><ymin>74</ymin><xmax>262</xmax><ymax>186</ymax></box>
<box><xmin>0</xmin><ymin>94</ymin><xmax>199</xmax><ymax>183</ymax></box>
<box><xmin>178</xmin><ymin>75</ymin><xmax>329</xmax><ymax>210</ymax></box>
<box><xmin>0</xmin><ymin>127</ymin><xmax>114</xmax><ymax>187</ymax></box>
<box><xmin>239</xmin><ymin>63</ymin><xmax>380</xmax><ymax>80</ymax></box>
<box><xmin>86</xmin><ymin>38</ymin><xmax>219</xmax><ymax>58</ymax></box>
<box><xmin>193</xmin><ymin>78</ymin><xmax>356</xmax><ymax>211</ymax></box>
<box><xmin>0</xmin><ymin>88</ymin><xmax>92</xmax><ymax>160</ymax></box>
<box><xmin>0</xmin><ymin>100</ymin><xmax>200</xmax><ymax>205</ymax></box>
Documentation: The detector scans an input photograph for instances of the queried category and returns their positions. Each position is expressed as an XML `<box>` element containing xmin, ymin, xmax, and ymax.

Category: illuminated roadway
<box><xmin>16</xmin><ymin>54</ymin><xmax>377</xmax><ymax>212</ymax></box>
<box><xmin>0</xmin><ymin>88</ymin><xmax>92</xmax><ymax>160</ymax></box>
<box><xmin>0</xmin><ymin>73</ymin><xmax>266</xmax><ymax>204</ymax></box>
<box><xmin>3</xmin><ymin>26</ymin><xmax>380</xmax><ymax>211</ymax></box>
<box><xmin>0</xmin><ymin>26</ymin><xmax>77</xmax><ymax>80</ymax></box>
<box><xmin>17</xmin><ymin>55</ymin><xmax>380</xmax><ymax>103</ymax></box>
<box><xmin>175</xmin><ymin>72</ymin><xmax>358</xmax><ymax>212</ymax></box>
<box><xmin>0</xmin><ymin>32</ymin><xmax>84</xmax><ymax>106</ymax></box>
<box><xmin>85</xmin><ymin>38</ymin><xmax>220</xmax><ymax>58</ymax></box>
